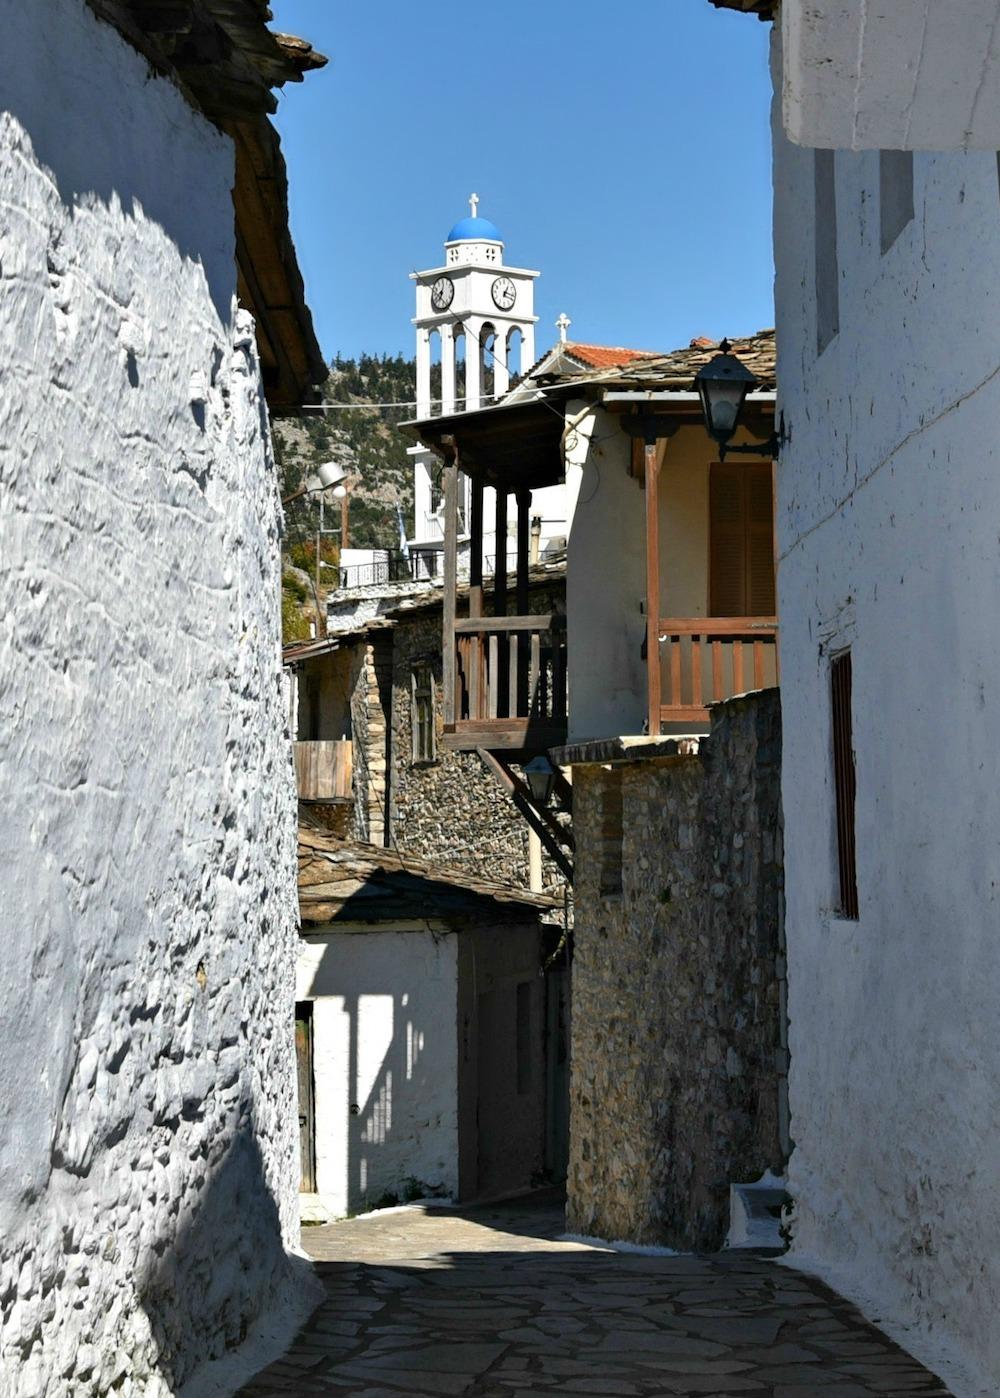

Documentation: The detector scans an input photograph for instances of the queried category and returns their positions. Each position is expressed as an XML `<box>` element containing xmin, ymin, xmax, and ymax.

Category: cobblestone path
<box><xmin>238</xmin><ymin>1195</ymin><xmax>951</xmax><ymax>1397</ymax></box>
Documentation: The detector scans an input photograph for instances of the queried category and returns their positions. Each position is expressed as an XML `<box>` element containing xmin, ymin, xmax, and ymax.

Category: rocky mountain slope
<box><xmin>274</xmin><ymin>353</ymin><xmax>422</xmax><ymax>641</ymax></box>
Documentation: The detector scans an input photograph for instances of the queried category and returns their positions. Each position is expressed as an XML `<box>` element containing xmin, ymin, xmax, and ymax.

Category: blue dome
<box><xmin>446</xmin><ymin>215</ymin><xmax>503</xmax><ymax>243</ymax></box>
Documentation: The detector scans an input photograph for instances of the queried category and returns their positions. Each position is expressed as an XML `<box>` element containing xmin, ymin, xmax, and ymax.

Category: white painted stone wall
<box><xmin>297</xmin><ymin>928</ymin><xmax>460</xmax><ymax>1216</ymax></box>
<box><xmin>771</xmin><ymin>31</ymin><xmax>1000</xmax><ymax>1397</ymax></box>
<box><xmin>781</xmin><ymin>0</ymin><xmax>1000</xmax><ymax>151</ymax></box>
<box><xmin>0</xmin><ymin>2</ymin><xmax>303</xmax><ymax>1393</ymax></box>
<box><xmin>564</xmin><ymin>402</ymin><xmax>647</xmax><ymax>743</ymax></box>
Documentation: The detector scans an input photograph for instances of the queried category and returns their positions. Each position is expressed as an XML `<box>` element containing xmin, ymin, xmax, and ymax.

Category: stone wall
<box><xmin>0</xmin><ymin>3</ymin><xmax>305</xmax><ymax>1391</ymax></box>
<box><xmin>348</xmin><ymin>635</ymin><xmax>393</xmax><ymax>846</ymax></box>
<box><xmin>567</xmin><ymin>689</ymin><xmax>786</xmax><ymax>1251</ymax></box>
<box><xmin>385</xmin><ymin>602</ymin><xmax>566</xmax><ymax>892</ymax></box>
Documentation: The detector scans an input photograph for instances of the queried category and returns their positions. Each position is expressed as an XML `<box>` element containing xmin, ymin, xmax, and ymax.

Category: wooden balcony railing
<box><xmin>444</xmin><ymin>614</ymin><xmax>568</xmax><ymax>751</ymax></box>
<box><xmin>658</xmin><ymin>617</ymin><xmax>779</xmax><ymax>727</ymax></box>
<box><xmin>294</xmin><ymin>740</ymin><xmax>353</xmax><ymax>801</ymax></box>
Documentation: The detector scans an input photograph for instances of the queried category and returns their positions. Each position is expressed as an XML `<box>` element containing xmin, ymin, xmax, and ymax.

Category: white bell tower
<box><xmin>408</xmin><ymin>196</ymin><xmax>539</xmax><ymax>556</ymax></box>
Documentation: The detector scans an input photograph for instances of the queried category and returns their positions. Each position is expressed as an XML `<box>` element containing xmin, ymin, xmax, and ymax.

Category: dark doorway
<box><xmin>295</xmin><ymin>1002</ymin><xmax>316</xmax><ymax>1193</ymax></box>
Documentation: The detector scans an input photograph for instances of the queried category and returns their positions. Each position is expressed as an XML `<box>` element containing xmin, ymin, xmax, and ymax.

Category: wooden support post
<box><xmin>469</xmin><ymin>476</ymin><xmax>484</xmax><ymax>719</ymax></box>
<box><xmin>494</xmin><ymin>489</ymin><xmax>509</xmax><ymax>716</ymax></box>
<box><xmin>442</xmin><ymin>447</ymin><xmax>459</xmax><ymax>728</ymax></box>
<box><xmin>470</xmin><ymin>476</ymin><xmax>484</xmax><ymax>616</ymax></box>
<box><xmin>516</xmin><ymin>488</ymin><xmax>531</xmax><ymax>716</ymax></box>
<box><xmin>645</xmin><ymin>440</ymin><xmax>661</xmax><ymax>735</ymax></box>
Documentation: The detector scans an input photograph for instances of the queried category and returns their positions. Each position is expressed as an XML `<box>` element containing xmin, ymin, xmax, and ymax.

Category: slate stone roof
<box><xmin>85</xmin><ymin>1</ymin><xmax>326</xmax><ymax>119</ymax></box>
<box><xmin>299</xmin><ymin>819</ymin><xmax>560</xmax><ymax>927</ymax></box>
<box><xmin>85</xmin><ymin>0</ymin><xmax>328</xmax><ymax>409</ymax></box>
<box><xmin>707</xmin><ymin>0</ymin><xmax>774</xmax><ymax>18</ymax></box>
<box><xmin>534</xmin><ymin>329</ymin><xmax>777</xmax><ymax>394</ymax></box>
<box><xmin>282</xmin><ymin>555</ymin><xmax>567</xmax><ymax>662</ymax></box>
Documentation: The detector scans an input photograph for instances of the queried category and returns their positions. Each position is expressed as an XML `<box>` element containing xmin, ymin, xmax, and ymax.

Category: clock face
<box><xmin>491</xmin><ymin>276</ymin><xmax>516</xmax><ymax>311</ymax></box>
<box><xmin>430</xmin><ymin>276</ymin><xmax>454</xmax><ymax>311</ymax></box>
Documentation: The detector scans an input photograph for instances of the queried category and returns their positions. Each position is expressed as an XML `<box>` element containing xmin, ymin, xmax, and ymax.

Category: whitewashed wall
<box><xmin>0</xmin><ymin>2</ymin><xmax>303</xmax><ymax>1393</ymax></box>
<box><xmin>565</xmin><ymin>403</ymin><xmax>647</xmax><ymax>743</ymax></box>
<box><xmin>298</xmin><ymin>928</ymin><xmax>460</xmax><ymax>1216</ymax></box>
<box><xmin>771</xmin><ymin>32</ymin><xmax>1000</xmax><ymax>1398</ymax></box>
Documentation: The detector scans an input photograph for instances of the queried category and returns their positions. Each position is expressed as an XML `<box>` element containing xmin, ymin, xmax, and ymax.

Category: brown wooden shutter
<box><xmin>746</xmin><ymin>465</ymin><xmax>776</xmax><ymax>615</ymax></box>
<box><xmin>710</xmin><ymin>464</ymin><xmax>747</xmax><ymax>615</ymax></box>
<box><xmin>710</xmin><ymin>462</ymin><xmax>776</xmax><ymax>617</ymax></box>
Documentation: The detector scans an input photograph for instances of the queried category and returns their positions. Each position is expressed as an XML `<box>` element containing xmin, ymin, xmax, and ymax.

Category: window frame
<box><xmin>831</xmin><ymin>650</ymin><xmax>859</xmax><ymax>920</ymax></box>
<box><xmin>411</xmin><ymin>662</ymin><xmax>436</xmax><ymax>765</ymax></box>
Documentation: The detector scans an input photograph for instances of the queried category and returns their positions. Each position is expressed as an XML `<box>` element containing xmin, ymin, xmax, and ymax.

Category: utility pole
<box><xmin>341</xmin><ymin>490</ymin><xmax>349</xmax><ymax>550</ymax></box>
<box><xmin>315</xmin><ymin>493</ymin><xmax>324</xmax><ymax>638</ymax></box>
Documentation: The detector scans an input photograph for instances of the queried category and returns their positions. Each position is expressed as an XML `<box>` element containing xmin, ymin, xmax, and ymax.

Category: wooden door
<box><xmin>709</xmin><ymin>462</ymin><xmax>776</xmax><ymax>616</ymax></box>
<box><xmin>295</xmin><ymin>1002</ymin><xmax>316</xmax><ymax>1193</ymax></box>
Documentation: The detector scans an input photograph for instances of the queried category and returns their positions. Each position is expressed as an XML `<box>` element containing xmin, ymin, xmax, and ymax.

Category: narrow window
<box><xmin>599</xmin><ymin>768</ymin><xmax>624</xmax><ymax>897</ymax></box>
<box><xmin>815</xmin><ymin>149</ymin><xmax>840</xmax><ymax>354</ymax></box>
<box><xmin>516</xmin><ymin>981</ymin><xmax>532</xmax><ymax>1095</ymax></box>
<box><xmin>880</xmin><ymin>150</ymin><xmax>914</xmax><ymax>253</ymax></box>
<box><xmin>411</xmin><ymin>664</ymin><xmax>435</xmax><ymax>763</ymax></box>
<box><xmin>709</xmin><ymin>462</ymin><xmax>776</xmax><ymax>617</ymax></box>
<box><xmin>831</xmin><ymin>651</ymin><xmax>859</xmax><ymax>919</ymax></box>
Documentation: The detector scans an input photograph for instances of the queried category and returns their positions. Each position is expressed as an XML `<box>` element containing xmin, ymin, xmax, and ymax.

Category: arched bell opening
<box><xmin>507</xmin><ymin>326</ymin><xmax>524</xmax><ymax>381</ymax></box>
<box><xmin>428</xmin><ymin>327</ymin><xmax>442</xmax><ymax>416</ymax></box>
<box><xmin>480</xmin><ymin>321</ymin><xmax>498</xmax><ymax>400</ymax></box>
<box><xmin>453</xmin><ymin>323</ymin><xmax>467</xmax><ymax>412</ymax></box>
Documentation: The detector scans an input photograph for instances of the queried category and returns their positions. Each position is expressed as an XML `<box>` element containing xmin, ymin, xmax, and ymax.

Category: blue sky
<box><xmin>269</xmin><ymin>2</ymin><xmax>774</xmax><ymax>365</ymax></box>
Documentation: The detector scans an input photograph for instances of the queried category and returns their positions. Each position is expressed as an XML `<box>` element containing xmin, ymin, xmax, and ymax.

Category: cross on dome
<box><xmin>469</xmin><ymin>192</ymin><xmax>479</xmax><ymax>218</ymax></box>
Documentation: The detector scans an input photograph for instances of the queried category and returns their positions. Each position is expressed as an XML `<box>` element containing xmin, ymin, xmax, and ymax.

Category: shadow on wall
<box><xmin>302</xmin><ymin>929</ymin><xmax>456</xmax><ymax>1215</ymax></box>
<box><xmin>5</xmin><ymin>0</ymin><xmax>237</xmax><ymax>326</ymax></box>
<box><xmin>138</xmin><ymin>1125</ymin><xmax>300</xmax><ymax>1392</ymax></box>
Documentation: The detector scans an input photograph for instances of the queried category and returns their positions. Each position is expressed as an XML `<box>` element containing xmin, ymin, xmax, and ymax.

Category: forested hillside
<box><xmin>274</xmin><ymin>353</ymin><xmax>422</xmax><ymax>642</ymax></box>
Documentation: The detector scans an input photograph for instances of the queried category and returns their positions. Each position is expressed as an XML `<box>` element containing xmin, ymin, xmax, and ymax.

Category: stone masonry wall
<box><xmin>386</xmin><ymin>604</ymin><xmax>566</xmax><ymax>893</ymax></box>
<box><xmin>0</xmin><ymin>3</ymin><xmax>304</xmax><ymax>1392</ymax></box>
<box><xmin>348</xmin><ymin>635</ymin><xmax>393</xmax><ymax>846</ymax></box>
<box><xmin>567</xmin><ymin>689</ymin><xmax>785</xmax><ymax>1251</ymax></box>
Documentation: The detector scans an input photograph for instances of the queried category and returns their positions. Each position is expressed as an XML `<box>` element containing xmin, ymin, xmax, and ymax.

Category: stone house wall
<box><xmin>348</xmin><ymin>635</ymin><xmax>393</xmax><ymax>846</ymax></box>
<box><xmin>567</xmin><ymin>689</ymin><xmax>786</xmax><ymax>1251</ymax></box>
<box><xmin>0</xmin><ymin>2</ymin><xmax>305</xmax><ymax>1392</ymax></box>
<box><xmin>385</xmin><ymin>597</ymin><xmax>566</xmax><ymax>892</ymax></box>
<box><xmin>769</xmin><ymin>32</ymin><xmax>1000</xmax><ymax>1389</ymax></box>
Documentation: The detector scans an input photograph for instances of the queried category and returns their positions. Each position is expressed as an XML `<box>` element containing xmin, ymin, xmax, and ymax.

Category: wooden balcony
<box><xmin>657</xmin><ymin>617</ymin><xmax>779</xmax><ymax>727</ymax></box>
<box><xmin>294</xmin><ymin>740</ymin><xmax>353</xmax><ymax>801</ymax></box>
<box><xmin>445</xmin><ymin>614</ymin><xmax>568</xmax><ymax>752</ymax></box>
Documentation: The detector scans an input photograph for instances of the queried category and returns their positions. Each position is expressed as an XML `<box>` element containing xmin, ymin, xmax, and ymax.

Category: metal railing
<box><xmin>338</xmin><ymin>552</ymin><xmax>416</xmax><ymax>589</ymax></box>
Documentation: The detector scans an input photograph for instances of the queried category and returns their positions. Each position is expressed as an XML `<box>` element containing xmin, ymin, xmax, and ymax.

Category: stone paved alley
<box><xmin>237</xmin><ymin>1195</ymin><xmax>951</xmax><ymax>1397</ymax></box>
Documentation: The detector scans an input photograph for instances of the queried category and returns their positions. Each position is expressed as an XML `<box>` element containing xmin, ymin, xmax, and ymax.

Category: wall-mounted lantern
<box><xmin>693</xmin><ymin>341</ymin><xmax>780</xmax><ymax>460</ymax></box>
<box><xmin>281</xmin><ymin>460</ymin><xmax>348</xmax><ymax>507</ymax></box>
<box><xmin>523</xmin><ymin>756</ymin><xmax>557</xmax><ymax>808</ymax></box>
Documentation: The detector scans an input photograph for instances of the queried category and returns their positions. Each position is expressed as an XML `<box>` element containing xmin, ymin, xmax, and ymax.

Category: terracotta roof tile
<box><xmin>562</xmin><ymin>343</ymin><xmax>661</xmax><ymax>370</ymax></box>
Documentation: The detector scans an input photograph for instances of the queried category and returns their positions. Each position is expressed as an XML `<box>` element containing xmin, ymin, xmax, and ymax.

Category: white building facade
<box><xmin>0</xmin><ymin>2</ymin><xmax>314</xmax><ymax>1392</ymax></box>
<box><xmin>766</xmin><ymin>25</ymin><xmax>1000</xmax><ymax>1397</ymax></box>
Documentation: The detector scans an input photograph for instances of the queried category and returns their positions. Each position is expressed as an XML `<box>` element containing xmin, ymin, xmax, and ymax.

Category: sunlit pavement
<box><xmin>238</xmin><ymin>1193</ymin><xmax>951</xmax><ymax>1396</ymax></box>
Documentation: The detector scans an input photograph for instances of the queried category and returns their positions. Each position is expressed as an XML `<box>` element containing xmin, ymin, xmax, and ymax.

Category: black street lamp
<box><xmin>693</xmin><ymin>341</ymin><xmax>780</xmax><ymax>460</ymax></box>
<box><xmin>522</xmin><ymin>756</ymin><xmax>557</xmax><ymax>808</ymax></box>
